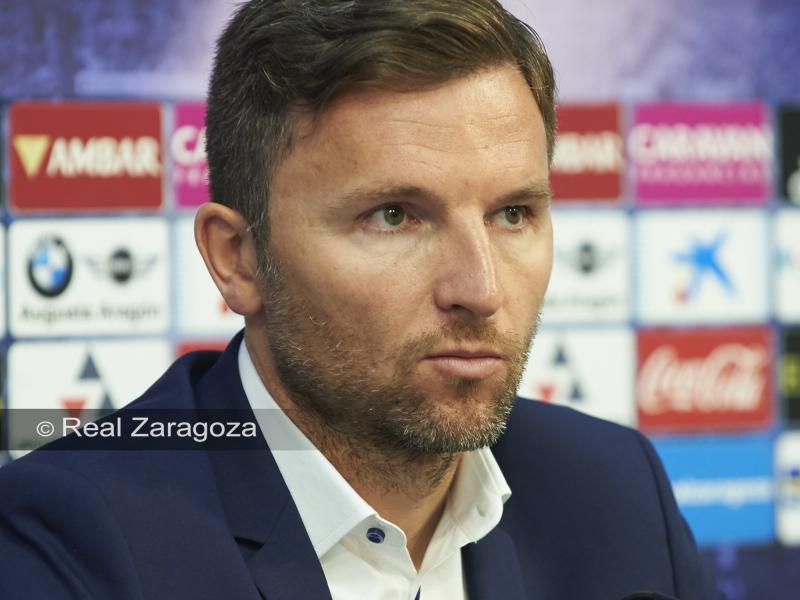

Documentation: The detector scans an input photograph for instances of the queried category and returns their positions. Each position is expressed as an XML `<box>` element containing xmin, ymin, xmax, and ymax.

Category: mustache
<box><xmin>399</xmin><ymin>315</ymin><xmax>539</xmax><ymax>360</ymax></box>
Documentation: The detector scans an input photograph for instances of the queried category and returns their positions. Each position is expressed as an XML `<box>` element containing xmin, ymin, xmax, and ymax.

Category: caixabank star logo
<box><xmin>636</xmin><ymin>209</ymin><xmax>769</xmax><ymax>324</ymax></box>
<box><xmin>8</xmin><ymin>101</ymin><xmax>163</xmax><ymax>211</ymax></box>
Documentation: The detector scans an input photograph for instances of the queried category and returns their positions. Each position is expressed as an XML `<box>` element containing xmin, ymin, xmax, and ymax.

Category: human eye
<box><xmin>491</xmin><ymin>205</ymin><xmax>532</xmax><ymax>230</ymax></box>
<box><xmin>363</xmin><ymin>203</ymin><xmax>416</xmax><ymax>233</ymax></box>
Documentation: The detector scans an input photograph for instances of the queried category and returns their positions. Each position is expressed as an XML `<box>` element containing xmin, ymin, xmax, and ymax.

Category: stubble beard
<box><xmin>258</xmin><ymin>255</ymin><xmax>539</xmax><ymax>490</ymax></box>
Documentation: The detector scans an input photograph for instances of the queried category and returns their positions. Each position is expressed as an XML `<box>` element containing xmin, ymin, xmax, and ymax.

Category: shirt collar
<box><xmin>238</xmin><ymin>338</ymin><xmax>512</xmax><ymax>559</ymax></box>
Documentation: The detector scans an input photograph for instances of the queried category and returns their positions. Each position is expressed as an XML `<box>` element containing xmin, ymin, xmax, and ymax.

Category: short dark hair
<box><xmin>206</xmin><ymin>0</ymin><xmax>556</xmax><ymax>259</ymax></box>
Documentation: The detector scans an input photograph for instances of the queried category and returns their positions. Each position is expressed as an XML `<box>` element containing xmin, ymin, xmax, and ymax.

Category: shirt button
<box><xmin>366</xmin><ymin>527</ymin><xmax>386</xmax><ymax>544</ymax></box>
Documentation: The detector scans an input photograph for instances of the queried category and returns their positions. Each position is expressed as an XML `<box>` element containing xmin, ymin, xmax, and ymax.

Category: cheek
<box><xmin>503</xmin><ymin>242</ymin><xmax>553</xmax><ymax>312</ymax></box>
<box><xmin>289</xmin><ymin>249</ymin><xmax>419</xmax><ymax>332</ymax></box>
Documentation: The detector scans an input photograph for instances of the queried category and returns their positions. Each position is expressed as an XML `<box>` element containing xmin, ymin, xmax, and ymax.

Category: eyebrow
<box><xmin>337</xmin><ymin>181</ymin><xmax>552</xmax><ymax>208</ymax></box>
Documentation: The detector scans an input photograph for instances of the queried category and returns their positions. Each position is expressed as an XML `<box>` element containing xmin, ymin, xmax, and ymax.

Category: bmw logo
<box><xmin>27</xmin><ymin>235</ymin><xmax>73</xmax><ymax>298</ymax></box>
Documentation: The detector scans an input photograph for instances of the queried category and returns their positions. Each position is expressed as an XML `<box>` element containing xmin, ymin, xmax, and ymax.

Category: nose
<box><xmin>432</xmin><ymin>219</ymin><xmax>503</xmax><ymax>318</ymax></box>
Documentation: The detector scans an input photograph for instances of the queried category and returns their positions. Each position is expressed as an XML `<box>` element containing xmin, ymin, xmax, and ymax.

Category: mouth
<box><xmin>422</xmin><ymin>349</ymin><xmax>507</xmax><ymax>380</ymax></box>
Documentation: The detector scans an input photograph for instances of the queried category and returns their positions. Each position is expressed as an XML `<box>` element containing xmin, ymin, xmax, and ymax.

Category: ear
<box><xmin>194</xmin><ymin>202</ymin><xmax>263</xmax><ymax>316</ymax></box>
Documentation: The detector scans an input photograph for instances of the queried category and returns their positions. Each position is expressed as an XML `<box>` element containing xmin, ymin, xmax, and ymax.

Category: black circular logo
<box><xmin>108</xmin><ymin>248</ymin><xmax>134</xmax><ymax>284</ymax></box>
<box><xmin>577</xmin><ymin>242</ymin><xmax>598</xmax><ymax>274</ymax></box>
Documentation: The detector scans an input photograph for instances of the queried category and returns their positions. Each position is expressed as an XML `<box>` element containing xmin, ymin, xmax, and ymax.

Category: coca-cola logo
<box><xmin>638</xmin><ymin>343</ymin><xmax>767</xmax><ymax>415</ymax></box>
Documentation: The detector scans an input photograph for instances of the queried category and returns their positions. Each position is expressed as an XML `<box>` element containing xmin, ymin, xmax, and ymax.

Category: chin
<box><xmin>406</xmin><ymin>389</ymin><xmax>515</xmax><ymax>452</ymax></box>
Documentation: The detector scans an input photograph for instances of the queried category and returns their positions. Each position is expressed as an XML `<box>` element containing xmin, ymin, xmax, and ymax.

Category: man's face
<box><xmin>260</xmin><ymin>65</ymin><xmax>552</xmax><ymax>455</ymax></box>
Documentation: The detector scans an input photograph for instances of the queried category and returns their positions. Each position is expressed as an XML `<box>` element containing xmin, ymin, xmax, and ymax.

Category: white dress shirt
<box><xmin>239</xmin><ymin>340</ymin><xmax>511</xmax><ymax>600</ymax></box>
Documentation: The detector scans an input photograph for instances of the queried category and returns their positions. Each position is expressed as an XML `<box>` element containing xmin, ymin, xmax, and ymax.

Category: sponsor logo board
<box><xmin>519</xmin><ymin>326</ymin><xmax>635</xmax><ymax>426</ymax></box>
<box><xmin>550</xmin><ymin>104</ymin><xmax>622</xmax><ymax>201</ymax></box>
<box><xmin>6</xmin><ymin>339</ymin><xmax>171</xmax><ymax>454</ymax></box>
<box><xmin>9</xmin><ymin>102</ymin><xmax>163</xmax><ymax>211</ymax></box>
<box><xmin>171</xmin><ymin>102</ymin><xmax>209</xmax><ymax>207</ymax></box>
<box><xmin>636</xmin><ymin>209</ymin><xmax>768</xmax><ymax>324</ymax></box>
<box><xmin>637</xmin><ymin>327</ymin><xmax>773</xmax><ymax>434</ymax></box>
<box><xmin>779</xmin><ymin>105</ymin><xmax>800</xmax><ymax>205</ymax></box>
<box><xmin>653</xmin><ymin>435</ymin><xmax>774</xmax><ymax>545</ymax></box>
<box><xmin>777</xmin><ymin>211</ymin><xmax>800</xmax><ymax>322</ymax></box>
<box><xmin>0</xmin><ymin>227</ymin><xmax>5</xmax><ymax>336</ymax></box>
<box><xmin>776</xmin><ymin>432</ymin><xmax>800</xmax><ymax>546</ymax></box>
<box><xmin>174</xmin><ymin>217</ymin><xmax>244</xmax><ymax>336</ymax></box>
<box><xmin>630</xmin><ymin>103</ymin><xmax>771</xmax><ymax>204</ymax></box>
<box><xmin>9</xmin><ymin>218</ymin><xmax>170</xmax><ymax>336</ymax></box>
<box><xmin>544</xmin><ymin>210</ymin><xmax>629</xmax><ymax>323</ymax></box>
<box><xmin>782</xmin><ymin>329</ymin><xmax>800</xmax><ymax>426</ymax></box>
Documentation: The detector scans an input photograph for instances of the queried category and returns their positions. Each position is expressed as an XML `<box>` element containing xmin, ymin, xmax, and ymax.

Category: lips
<box><xmin>428</xmin><ymin>349</ymin><xmax>504</xmax><ymax>359</ymax></box>
<box><xmin>423</xmin><ymin>349</ymin><xmax>506</xmax><ymax>379</ymax></box>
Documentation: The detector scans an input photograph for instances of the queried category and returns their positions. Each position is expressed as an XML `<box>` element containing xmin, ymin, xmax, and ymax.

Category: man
<box><xmin>0</xmin><ymin>1</ymin><xmax>721</xmax><ymax>599</ymax></box>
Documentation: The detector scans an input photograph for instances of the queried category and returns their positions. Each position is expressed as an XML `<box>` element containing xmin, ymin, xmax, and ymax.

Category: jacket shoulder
<box><xmin>0</xmin><ymin>457</ymin><xmax>145</xmax><ymax>598</ymax></box>
<box><xmin>495</xmin><ymin>398</ymin><xmax>720</xmax><ymax>600</ymax></box>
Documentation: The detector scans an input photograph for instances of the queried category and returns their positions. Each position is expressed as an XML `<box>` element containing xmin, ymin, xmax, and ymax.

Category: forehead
<box><xmin>273</xmin><ymin>65</ymin><xmax>549</xmax><ymax>202</ymax></box>
<box><xmin>302</xmin><ymin>66</ymin><xmax>542</xmax><ymax>149</ymax></box>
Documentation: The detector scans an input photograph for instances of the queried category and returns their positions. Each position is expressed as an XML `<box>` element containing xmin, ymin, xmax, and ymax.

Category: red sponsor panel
<box><xmin>176</xmin><ymin>340</ymin><xmax>229</xmax><ymax>357</ymax></box>
<box><xmin>550</xmin><ymin>104</ymin><xmax>623</xmax><ymax>202</ymax></box>
<box><xmin>9</xmin><ymin>101</ymin><xmax>163</xmax><ymax>211</ymax></box>
<box><xmin>636</xmin><ymin>327</ymin><xmax>773</xmax><ymax>433</ymax></box>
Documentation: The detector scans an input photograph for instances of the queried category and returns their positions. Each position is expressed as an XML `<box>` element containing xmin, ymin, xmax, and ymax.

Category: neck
<box><xmin>298</xmin><ymin>409</ymin><xmax>461</xmax><ymax>568</ymax></box>
<box><xmin>245</xmin><ymin>329</ymin><xmax>461</xmax><ymax>569</ymax></box>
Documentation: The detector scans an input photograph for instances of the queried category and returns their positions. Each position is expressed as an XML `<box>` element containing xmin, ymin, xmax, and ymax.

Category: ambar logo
<box><xmin>9</xmin><ymin>102</ymin><xmax>163</xmax><ymax>211</ymax></box>
<box><xmin>552</xmin><ymin>131</ymin><xmax>622</xmax><ymax>175</ymax></box>
<box><xmin>13</xmin><ymin>135</ymin><xmax>51</xmax><ymax>178</ymax></box>
<box><xmin>13</xmin><ymin>135</ymin><xmax>160</xmax><ymax>179</ymax></box>
<box><xmin>550</xmin><ymin>104</ymin><xmax>622</xmax><ymax>201</ymax></box>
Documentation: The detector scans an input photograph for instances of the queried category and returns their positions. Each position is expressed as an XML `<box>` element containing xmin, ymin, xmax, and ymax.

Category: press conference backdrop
<box><xmin>1</xmin><ymin>0</ymin><xmax>799</xmax><ymax>597</ymax></box>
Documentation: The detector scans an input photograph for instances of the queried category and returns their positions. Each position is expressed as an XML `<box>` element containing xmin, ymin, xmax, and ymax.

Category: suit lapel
<box><xmin>197</xmin><ymin>332</ymin><xmax>332</xmax><ymax>600</ymax></box>
<box><xmin>462</xmin><ymin>525</ymin><xmax>530</xmax><ymax>600</ymax></box>
<box><xmin>196</xmin><ymin>333</ymin><xmax>533</xmax><ymax>600</ymax></box>
<box><xmin>245</xmin><ymin>500</ymin><xmax>334</xmax><ymax>600</ymax></box>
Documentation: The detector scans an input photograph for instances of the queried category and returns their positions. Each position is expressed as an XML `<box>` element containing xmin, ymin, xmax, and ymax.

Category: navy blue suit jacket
<box><xmin>0</xmin><ymin>332</ymin><xmax>720</xmax><ymax>599</ymax></box>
